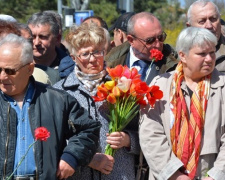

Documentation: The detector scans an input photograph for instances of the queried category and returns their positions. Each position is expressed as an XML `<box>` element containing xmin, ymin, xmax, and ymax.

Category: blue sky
<box><xmin>179</xmin><ymin>0</ymin><xmax>185</xmax><ymax>8</ymax></box>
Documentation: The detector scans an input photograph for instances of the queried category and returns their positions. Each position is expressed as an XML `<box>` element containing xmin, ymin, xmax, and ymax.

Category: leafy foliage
<box><xmin>89</xmin><ymin>0</ymin><xmax>119</xmax><ymax>29</ymax></box>
<box><xmin>0</xmin><ymin>0</ymin><xmax>57</xmax><ymax>23</ymax></box>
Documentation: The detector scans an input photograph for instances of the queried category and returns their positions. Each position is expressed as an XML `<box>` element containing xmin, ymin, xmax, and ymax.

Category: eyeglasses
<box><xmin>132</xmin><ymin>32</ymin><xmax>167</xmax><ymax>45</ymax></box>
<box><xmin>77</xmin><ymin>50</ymin><xmax>104</xmax><ymax>60</ymax></box>
<box><xmin>0</xmin><ymin>64</ymin><xmax>28</xmax><ymax>75</ymax></box>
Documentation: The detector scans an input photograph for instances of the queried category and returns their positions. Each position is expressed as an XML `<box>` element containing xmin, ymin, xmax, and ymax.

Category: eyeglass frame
<box><xmin>76</xmin><ymin>50</ymin><xmax>105</xmax><ymax>61</ymax></box>
<box><xmin>131</xmin><ymin>31</ymin><xmax>167</xmax><ymax>45</ymax></box>
<box><xmin>0</xmin><ymin>64</ymin><xmax>28</xmax><ymax>75</ymax></box>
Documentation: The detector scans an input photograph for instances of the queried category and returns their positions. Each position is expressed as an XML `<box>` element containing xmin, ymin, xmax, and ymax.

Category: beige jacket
<box><xmin>139</xmin><ymin>69</ymin><xmax>225</xmax><ymax>180</ymax></box>
<box><xmin>215</xmin><ymin>34</ymin><xmax>225</xmax><ymax>73</ymax></box>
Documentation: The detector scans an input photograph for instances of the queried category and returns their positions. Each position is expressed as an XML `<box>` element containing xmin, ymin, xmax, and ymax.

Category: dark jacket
<box><xmin>35</xmin><ymin>47</ymin><xmax>75</xmax><ymax>85</ymax></box>
<box><xmin>56</xmin><ymin>47</ymin><xmax>75</xmax><ymax>79</ymax></box>
<box><xmin>105</xmin><ymin>41</ymin><xmax>130</xmax><ymax>68</ymax></box>
<box><xmin>0</xmin><ymin>77</ymin><xmax>101</xmax><ymax>180</ymax></box>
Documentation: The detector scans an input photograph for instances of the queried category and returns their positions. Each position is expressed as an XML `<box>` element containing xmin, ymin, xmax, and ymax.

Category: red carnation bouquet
<box><xmin>7</xmin><ymin>127</ymin><xmax>50</xmax><ymax>180</ymax></box>
<box><xmin>93</xmin><ymin>65</ymin><xmax>163</xmax><ymax>156</ymax></box>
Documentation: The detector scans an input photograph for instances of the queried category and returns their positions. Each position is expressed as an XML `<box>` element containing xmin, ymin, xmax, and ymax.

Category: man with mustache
<box><xmin>186</xmin><ymin>0</ymin><xmax>225</xmax><ymax>73</ymax></box>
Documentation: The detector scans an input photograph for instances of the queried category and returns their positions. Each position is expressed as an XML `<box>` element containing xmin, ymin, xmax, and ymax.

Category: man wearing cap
<box><xmin>109</xmin><ymin>12</ymin><xmax>135</xmax><ymax>47</ymax></box>
<box><xmin>106</xmin><ymin>12</ymin><xmax>178</xmax><ymax>84</ymax></box>
<box><xmin>105</xmin><ymin>12</ymin><xmax>135</xmax><ymax>70</ymax></box>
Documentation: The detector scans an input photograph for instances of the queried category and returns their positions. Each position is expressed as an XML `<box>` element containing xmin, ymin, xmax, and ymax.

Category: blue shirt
<box><xmin>5</xmin><ymin>82</ymin><xmax>35</xmax><ymax>175</ymax></box>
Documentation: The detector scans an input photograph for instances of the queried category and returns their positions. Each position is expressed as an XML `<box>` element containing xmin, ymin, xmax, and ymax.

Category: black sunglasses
<box><xmin>0</xmin><ymin>64</ymin><xmax>28</xmax><ymax>75</ymax></box>
<box><xmin>132</xmin><ymin>32</ymin><xmax>167</xmax><ymax>45</ymax></box>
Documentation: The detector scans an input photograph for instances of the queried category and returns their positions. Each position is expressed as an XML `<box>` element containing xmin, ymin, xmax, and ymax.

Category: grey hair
<box><xmin>0</xmin><ymin>33</ymin><xmax>33</xmax><ymax>64</ymax></box>
<box><xmin>187</xmin><ymin>0</ymin><xmax>220</xmax><ymax>24</ymax></box>
<box><xmin>27</xmin><ymin>12</ymin><xmax>59</xmax><ymax>36</ymax></box>
<box><xmin>127</xmin><ymin>12</ymin><xmax>158</xmax><ymax>35</ymax></box>
<box><xmin>43</xmin><ymin>10</ymin><xmax>62</xmax><ymax>34</ymax></box>
<box><xmin>176</xmin><ymin>27</ymin><xmax>217</xmax><ymax>55</ymax></box>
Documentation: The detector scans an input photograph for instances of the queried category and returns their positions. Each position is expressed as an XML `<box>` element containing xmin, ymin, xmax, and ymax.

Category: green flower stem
<box><xmin>105</xmin><ymin>95</ymin><xmax>139</xmax><ymax>157</ymax></box>
<box><xmin>6</xmin><ymin>140</ymin><xmax>37</xmax><ymax>180</ymax></box>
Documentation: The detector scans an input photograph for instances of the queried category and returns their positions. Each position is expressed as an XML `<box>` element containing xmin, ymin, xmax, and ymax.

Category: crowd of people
<box><xmin>0</xmin><ymin>0</ymin><xmax>225</xmax><ymax>180</ymax></box>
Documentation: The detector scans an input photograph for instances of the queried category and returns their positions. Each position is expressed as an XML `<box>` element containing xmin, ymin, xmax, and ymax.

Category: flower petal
<box><xmin>117</xmin><ymin>76</ymin><xmax>132</xmax><ymax>93</ymax></box>
<box><xmin>112</xmin><ymin>86</ymin><xmax>121</xmax><ymax>97</ymax></box>
<box><xmin>107</xmin><ymin>93</ymin><xmax>116</xmax><ymax>104</ymax></box>
<box><xmin>105</xmin><ymin>81</ymin><xmax>115</xmax><ymax>90</ymax></box>
<box><xmin>35</xmin><ymin>127</ymin><xmax>50</xmax><ymax>141</ymax></box>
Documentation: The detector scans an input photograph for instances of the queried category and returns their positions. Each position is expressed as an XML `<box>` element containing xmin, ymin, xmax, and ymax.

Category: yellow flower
<box><xmin>105</xmin><ymin>80</ymin><xmax>115</xmax><ymax>90</ymax></box>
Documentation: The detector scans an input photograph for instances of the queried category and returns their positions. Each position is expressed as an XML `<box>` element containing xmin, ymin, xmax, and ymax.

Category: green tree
<box><xmin>89</xmin><ymin>0</ymin><xmax>119</xmax><ymax>28</ymax></box>
<box><xmin>0</xmin><ymin>0</ymin><xmax>57</xmax><ymax>23</ymax></box>
<box><xmin>134</xmin><ymin>0</ymin><xmax>167</xmax><ymax>13</ymax></box>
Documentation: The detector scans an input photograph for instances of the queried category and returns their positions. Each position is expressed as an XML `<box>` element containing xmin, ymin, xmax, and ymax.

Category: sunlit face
<box><xmin>128</xmin><ymin>17</ymin><xmax>164</xmax><ymax>61</ymax></box>
<box><xmin>74</xmin><ymin>45</ymin><xmax>104</xmax><ymax>74</ymax></box>
<box><xmin>180</xmin><ymin>43</ymin><xmax>216</xmax><ymax>80</ymax></box>
<box><xmin>28</xmin><ymin>24</ymin><xmax>59</xmax><ymax>61</ymax></box>
<box><xmin>188</xmin><ymin>2</ymin><xmax>221</xmax><ymax>40</ymax></box>
<box><xmin>0</xmin><ymin>45</ymin><xmax>34</xmax><ymax>99</ymax></box>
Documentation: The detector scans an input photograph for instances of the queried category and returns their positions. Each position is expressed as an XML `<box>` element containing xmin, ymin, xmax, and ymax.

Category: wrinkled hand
<box><xmin>202</xmin><ymin>177</ymin><xmax>214</xmax><ymax>180</ymax></box>
<box><xmin>57</xmin><ymin>160</ymin><xmax>75</xmax><ymax>179</ymax></box>
<box><xmin>169</xmin><ymin>170</ymin><xmax>191</xmax><ymax>180</ymax></box>
<box><xmin>89</xmin><ymin>153</ymin><xmax>115</xmax><ymax>174</ymax></box>
<box><xmin>106</xmin><ymin>131</ymin><xmax>131</xmax><ymax>149</ymax></box>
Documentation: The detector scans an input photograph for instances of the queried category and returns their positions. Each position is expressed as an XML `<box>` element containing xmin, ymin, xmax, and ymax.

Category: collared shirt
<box><xmin>129</xmin><ymin>46</ymin><xmax>158</xmax><ymax>83</ymax></box>
<box><xmin>129</xmin><ymin>47</ymin><xmax>141</xmax><ymax>70</ymax></box>
<box><xmin>5</xmin><ymin>82</ymin><xmax>35</xmax><ymax>175</ymax></box>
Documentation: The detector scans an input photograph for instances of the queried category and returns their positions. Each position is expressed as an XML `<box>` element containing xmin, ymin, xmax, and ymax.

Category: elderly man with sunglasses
<box><xmin>0</xmin><ymin>34</ymin><xmax>101</xmax><ymax>180</ymax></box>
<box><xmin>106</xmin><ymin>12</ymin><xmax>178</xmax><ymax>84</ymax></box>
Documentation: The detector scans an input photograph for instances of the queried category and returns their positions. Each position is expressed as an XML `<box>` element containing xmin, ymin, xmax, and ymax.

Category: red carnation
<box><xmin>150</xmin><ymin>49</ymin><xmax>163</xmax><ymax>62</ymax></box>
<box><xmin>35</xmin><ymin>127</ymin><xmax>50</xmax><ymax>141</ymax></box>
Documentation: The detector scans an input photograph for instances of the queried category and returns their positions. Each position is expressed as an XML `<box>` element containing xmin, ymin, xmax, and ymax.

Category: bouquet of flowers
<box><xmin>93</xmin><ymin>64</ymin><xmax>163</xmax><ymax>156</ymax></box>
<box><xmin>7</xmin><ymin>127</ymin><xmax>50</xmax><ymax>180</ymax></box>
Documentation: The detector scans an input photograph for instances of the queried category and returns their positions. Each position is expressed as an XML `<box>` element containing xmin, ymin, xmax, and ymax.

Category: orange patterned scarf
<box><xmin>170</xmin><ymin>62</ymin><xmax>210</xmax><ymax>179</ymax></box>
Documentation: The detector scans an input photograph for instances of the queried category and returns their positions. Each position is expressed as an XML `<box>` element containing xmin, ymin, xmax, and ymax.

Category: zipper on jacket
<box><xmin>68</xmin><ymin>120</ymin><xmax>76</xmax><ymax>133</ymax></box>
<box><xmin>3</xmin><ymin>105</ymin><xmax>10</xmax><ymax>179</ymax></box>
<box><xmin>28</xmin><ymin>107</ymin><xmax>38</xmax><ymax>180</ymax></box>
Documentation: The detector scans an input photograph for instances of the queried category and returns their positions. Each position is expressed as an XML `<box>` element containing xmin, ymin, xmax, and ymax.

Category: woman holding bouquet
<box><xmin>140</xmin><ymin>27</ymin><xmax>225</xmax><ymax>180</ymax></box>
<box><xmin>54</xmin><ymin>22</ymin><xmax>140</xmax><ymax>180</ymax></box>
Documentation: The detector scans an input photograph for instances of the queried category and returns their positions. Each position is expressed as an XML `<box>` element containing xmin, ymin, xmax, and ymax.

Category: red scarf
<box><xmin>170</xmin><ymin>62</ymin><xmax>210</xmax><ymax>179</ymax></box>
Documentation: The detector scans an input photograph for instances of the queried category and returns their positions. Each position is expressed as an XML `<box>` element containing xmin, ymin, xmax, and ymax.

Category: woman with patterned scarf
<box><xmin>139</xmin><ymin>27</ymin><xmax>225</xmax><ymax>180</ymax></box>
<box><xmin>53</xmin><ymin>22</ymin><xmax>140</xmax><ymax>180</ymax></box>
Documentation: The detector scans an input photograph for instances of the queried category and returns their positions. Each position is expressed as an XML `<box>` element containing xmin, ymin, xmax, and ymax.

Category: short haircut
<box><xmin>0</xmin><ymin>34</ymin><xmax>33</xmax><ymax>65</ymax></box>
<box><xmin>127</xmin><ymin>12</ymin><xmax>158</xmax><ymax>35</ymax></box>
<box><xmin>27</xmin><ymin>12</ymin><xmax>59</xmax><ymax>36</ymax></box>
<box><xmin>66</xmin><ymin>22</ymin><xmax>106</xmax><ymax>55</ymax></box>
<box><xmin>176</xmin><ymin>27</ymin><xmax>217</xmax><ymax>55</ymax></box>
<box><xmin>83</xmin><ymin>16</ymin><xmax>108</xmax><ymax>30</ymax></box>
<box><xmin>187</xmin><ymin>0</ymin><xmax>220</xmax><ymax>24</ymax></box>
<box><xmin>0</xmin><ymin>20</ymin><xmax>21</xmax><ymax>38</ymax></box>
<box><xmin>43</xmin><ymin>10</ymin><xmax>62</xmax><ymax>34</ymax></box>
